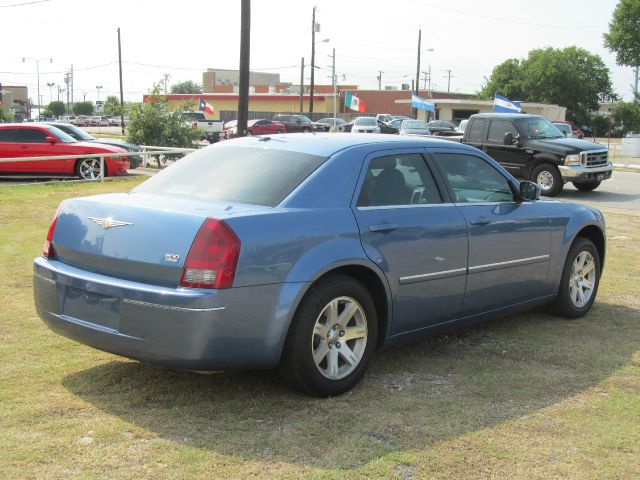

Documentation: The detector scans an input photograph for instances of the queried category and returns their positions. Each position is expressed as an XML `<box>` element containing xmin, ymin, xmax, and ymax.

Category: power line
<box><xmin>0</xmin><ymin>0</ymin><xmax>51</xmax><ymax>7</ymax></box>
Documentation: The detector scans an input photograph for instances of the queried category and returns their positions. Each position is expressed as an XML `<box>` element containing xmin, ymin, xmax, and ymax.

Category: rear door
<box><xmin>0</xmin><ymin>128</ymin><xmax>20</xmax><ymax>172</ymax></box>
<box><xmin>352</xmin><ymin>149</ymin><xmax>468</xmax><ymax>335</ymax></box>
<box><xmin>462</xmin><ymin>117</ymin><xmax>488</xmax><ymax>150</ymax></box>
<box><xmin>429</xmin><ymin>150</ymin><xmax>552</xmax><ymax>315</ymax></box>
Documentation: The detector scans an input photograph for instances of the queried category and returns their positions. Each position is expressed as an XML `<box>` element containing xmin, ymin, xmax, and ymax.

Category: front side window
<box><xmin>514</xmin><ymin>117</ymin><xmax>563</xmax><ymax>139</ymax></box>
<box><xmin>357</xmin><ymin>154</ymin><xmax>442</xmax><ymax>207</ymax></box>
<box><xmin>487</xmin><ymin>120</ymin><xmax>519</xmax><ymax>144</ymax></box>
<box><xmin>431</xmin><ymin>153</ymin><xmax>514</xmax><ymax>203</ymax></box>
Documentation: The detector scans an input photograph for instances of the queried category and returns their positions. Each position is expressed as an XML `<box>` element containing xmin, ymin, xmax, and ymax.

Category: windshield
<box><xmin>46</xmin><ymin>126</ymin><xmax>77</xmax><ymax>143</ymax></box>
<box><xmin>515</xmin><ymin>117</ymin><xmax>563</xmax><ymax>139</ymax></box>
<box><xmin>134</xmin><ymin>146</ymin><xmax>327</xmax><ymax>207</ymax></box>
<box><xmin>354</xmin><ymin>117</ymin><xmax>377</xmax><ymax>126</ymax></box>
<box><xmin>403</xmin><ymin>120</ymin><xmax>428</xmax><ymax>129</ymax></box>
<box><xmin>55</xmin><ymin>124</ymin><xmax>95</xmax><ymax>141</ymax></box>
<box><xmin>554</xmin><ymin>124</ymin><xmax>572</xmax><ymax>135</ymax></box>
<box><xmin>297</xmin><ymin>115</ymin><xmax>312</xmax><ymax>123</ymax></box>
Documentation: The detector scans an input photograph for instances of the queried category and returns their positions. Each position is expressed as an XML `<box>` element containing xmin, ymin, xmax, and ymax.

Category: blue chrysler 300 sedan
<box><xmin>34</xmin><ymin>134</ymin><xmax>605</xmax><ymax>396</ymax></box>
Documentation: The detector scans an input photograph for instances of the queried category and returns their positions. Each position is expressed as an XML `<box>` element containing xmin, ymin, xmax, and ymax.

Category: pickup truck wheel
<box><xmin>573</xmin><ymin>181</ymin><xmax>601</xmax><ymax>192</ymax></box>
<box><xmin>279</xmin><ymin>274</ymin><xmax>378</xmax><ymax>397</ymax></box>
<box><xmin>531</xmin><ymin>163</ymin><xmax>563</xmax><ymax>196</ymax></box>
<box><xmin>548</xmin><ymin>237</ymin><xmax>600</xmax><ymax>319</ymax></box>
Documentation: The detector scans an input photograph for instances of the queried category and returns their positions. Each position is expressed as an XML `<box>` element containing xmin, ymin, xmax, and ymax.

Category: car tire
<box><xmin>531</xmin><ymin>163</ymin><xmax>563</xmax><ymax>197</ymax></box>
<box><xmin>302</xmin><ymin>127</ymin><xmax>310</xmax><ymax>133</ymax></box>
<box><xmin>279</xmin><ymin>274</ymin><xmax>378</xmax><ymax>397</ymax></box>
<box><xmin>573</xmin><ymin>181</ymin><xmax>601</xmax><ymax>192</ymax></box>
<box><xmin>548</xmin><ymin>237</ymin><xmax>601</xmax><ymax>319</ymax></box>
<box><xmin>75</xmin><ymin>158</ymin><xmax>106</xmax><ymax>180</ymax></box>
<box><xmin>246</xmin><ymin>131</ymin><xmax>253</xmax><ymax>136</ymax></box>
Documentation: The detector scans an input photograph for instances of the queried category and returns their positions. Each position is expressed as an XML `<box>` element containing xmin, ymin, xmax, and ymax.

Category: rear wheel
<box><xmin>302</xmin><ymin>127</ymin><xmax>311</xmax><ymax>133</ymax></box>
<box><xmin>573</xmin><ymin>181</ymin><xmax>601</xmax><ymax>191</ymax></box>
<box><xmin>548</xmin><ymin>237</ymin><xmax>601</xmax><ymax>318</ymax></box>
<box><xmin>531</xmin><ymin>163</ymin><xmax>563</xmax><ymax>196</ymax></box>
<box><xmin>279</xmin><ymin>275</ymin><xmax>378</xmax><ymax>397</ymax></box>
<box><xmin>75</xmin><ymin>158</ymin><xmax>105</xmax><ymax>180</ymax></box>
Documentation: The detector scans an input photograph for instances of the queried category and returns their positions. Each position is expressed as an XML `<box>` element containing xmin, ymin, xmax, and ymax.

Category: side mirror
<box><xmin>296</xmin><ymin>119</ymin><xmax>301</xmax><ymax>124</ymax></box>
<box><xmin>519</xmin><ymin>181</ymin><xmax>540</xmax><ymax>201</ymax></box>
<box><xmin>46</xmin><ymin>136</ymin><xmax>57</xmax><ymax>144</ymax></box>
<box><xmin>503</xmin><ymin>132</ymin><xmax>514</xmax><ymax>146</ymax></box>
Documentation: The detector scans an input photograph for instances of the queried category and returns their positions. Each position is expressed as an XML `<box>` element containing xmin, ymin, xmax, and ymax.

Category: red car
<box><xmin>226</xmin><ymin>119</ymin><xmax>286</xmax><ymax>138</ymax></box>
<box><xmin>0</xmin><ymin>123</ymin><xmax>129</xmax><ymax>180</ymax></box>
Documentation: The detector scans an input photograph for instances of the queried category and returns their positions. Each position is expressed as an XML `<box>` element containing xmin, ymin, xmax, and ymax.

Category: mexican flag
<box><xmin>345</xmin><ymin>92</ymin><xmax>366</xmax><ymax>112</ymax></box>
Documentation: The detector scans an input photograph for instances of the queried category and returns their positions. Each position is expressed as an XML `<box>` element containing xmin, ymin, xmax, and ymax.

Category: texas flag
<box><xmin>199</xmin><ymin>98</ymin><xmax>215</xmax><ymax>116</ymax></box>
<box><xmin>345</xmin><ymin>91</ymin><xmax>366</xmax><ymax>112</ymax></box>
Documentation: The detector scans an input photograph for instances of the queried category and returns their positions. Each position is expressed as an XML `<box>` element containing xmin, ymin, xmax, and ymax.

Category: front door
<box><xmin>429</xmin><ymin>151</ymin><xmax>551</xmax><ymax>315</ymax></box>
<box><xmin>483</xmin><ymin>118</ymin><xmax>527</xmax><ymax>178</ymax></box>
<box><xmin>352</xmin><ymin>150</ymin><xmax>468</xmax><ymax>335</ymax></box>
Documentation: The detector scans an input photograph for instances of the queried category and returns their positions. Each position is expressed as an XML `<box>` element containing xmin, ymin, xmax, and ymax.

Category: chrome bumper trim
<box><xmin>122</xmin><ymin>299</ymin><xmax>226</xmax><ymax>313</ymax></box>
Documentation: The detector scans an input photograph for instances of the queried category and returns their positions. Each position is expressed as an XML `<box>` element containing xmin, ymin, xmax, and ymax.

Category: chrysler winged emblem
<box><xmin>88</xmin><ymin>216</ymin><xmax>133</xmax><ymax>230</ymax></box>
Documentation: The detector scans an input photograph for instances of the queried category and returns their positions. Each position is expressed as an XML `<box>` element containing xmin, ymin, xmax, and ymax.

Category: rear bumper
<box><xmin>109</xmin><ymin>158</ymin><xmax>130</xmax><ymax>175</ymax></box>
<box><xmin>558</xmin><ymin>163</ymin><xmax>612</xmax><ymax>182</ymax></box>
<box><xmin>33</xmin><ymin>257</ymin><xmax>290</xmax><ymax>370</ymax></box>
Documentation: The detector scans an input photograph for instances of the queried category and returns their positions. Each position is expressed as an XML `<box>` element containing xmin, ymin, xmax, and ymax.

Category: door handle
<box><xmin>470</xmin><ymin>217</ymin><xmax>491</xmax><ymax>226</ymax></box>
<box><xmin>20</xmin><ymin>145</ymin><xmax>28</xmax><ymax>149</ymax></box>
<box><xmin>369</xmin><ymin>223</ymin><xmax>398</xmax><ymax>232</ymax></box>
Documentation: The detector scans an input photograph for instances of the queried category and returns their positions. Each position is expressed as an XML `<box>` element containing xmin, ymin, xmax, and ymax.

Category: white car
<box><xmin>351</xmin><ymin>117</ymin><xmax>380</xmax><ymax>134</ymax></box>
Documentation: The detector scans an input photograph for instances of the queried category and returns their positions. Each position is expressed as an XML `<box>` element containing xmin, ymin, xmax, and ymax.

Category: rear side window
<box><xmin>357</xmin><ymin>153</ymin><xmax>441</xmax><ymax>207</ymax></box>
<box><xmin>15</xmin><ymin>129</ymin><xmax>47</xmax><ymax>143</ymax></box>
<box><xmin>0</xmin><ymin>129</ymin><xmax>16</xmax><ymax>142</ymax></box>
<box><xmin>134</xmin><ymin>146</ymin><xmax>327</xmax><ymax>207</ymax></box>
<box><xmin>466</xmin><ymin>119</ymin><xmax>487</xmax><ymax>142</ymax></box>
<box><xmin>487</xmin><ymin>120</ymin><xmax>518</xmax><ymax>144</ymax></box>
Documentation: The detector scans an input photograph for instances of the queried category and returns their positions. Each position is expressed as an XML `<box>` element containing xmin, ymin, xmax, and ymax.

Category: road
<box><xmin>556</xmin><ymin>170</ymin><xmax>640</xmax><ymax>212</ymax></box>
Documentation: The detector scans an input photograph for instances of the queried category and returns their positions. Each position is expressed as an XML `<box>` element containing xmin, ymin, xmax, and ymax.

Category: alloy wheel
<box><xmin>569</xmin><ymin>251</ymin><xmax>596</xmax><ymax>308</ymax></box>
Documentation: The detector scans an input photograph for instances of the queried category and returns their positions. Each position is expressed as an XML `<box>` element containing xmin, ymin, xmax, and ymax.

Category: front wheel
<box><xmin>573</xmin><ymin>181</ymin><xmax>601</xmax><ymax>192</ymax></box>
<box><xmin>279</xmin><ymin>275</ymin><xmax>378</xmax><ymax>397</ymax></box>
<box><xmin>531</xmin><ymin>163</ymin><xmax>563</xmax><ymax>197</ymax></box>
<box><xmin>548</xmin><ymin>237</ymin><xmax>601</xmax><ymax>318</ymax></box>
<box><xmin>75</xmin><ymin>158</ymin><xmax>105</xmax><ymax>180</ymax></box>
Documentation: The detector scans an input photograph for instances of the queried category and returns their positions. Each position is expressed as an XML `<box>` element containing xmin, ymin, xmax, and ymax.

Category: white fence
<box><xmin>0</xmin><ymin>146</ymin><xmax>197</xmax><ymax>182</ymax></box>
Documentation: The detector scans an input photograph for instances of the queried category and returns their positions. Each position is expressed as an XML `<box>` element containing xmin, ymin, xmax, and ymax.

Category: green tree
<box><xmin>126</xmin><ymin>82</ymin><xmax>200</xmax><ymax>150</ymax></box>
<box><xmin>73</xmin><ymin>102</ymin><xmax>94</xmax><ymax>115</ymax></box>
<box><xmin>47</xmin><ymin>100</ymin><xmax>65</xmax><ymax>117</ymax></box>
<box><xmin>478</xmin><ymin>59</ymin><xmax>525</xmax><ymax>100</ymax></box>
<box><xmin>170</xmin><ymin>80</ymin><xmax>202</xmax><ymax>94</ymax></box>
<box><xmin>103</xmin><ymin>95</ymin><xmax>122</xmax><ymax>116</ymax></box>
<box><xmin>0</xmin><ymin>106</ymin><xmax>10</xmax><ymax>122</ymax></box>
<box><xmin>604</xmin><ymin>0</ymin><xmax>640</xmax><ymax>68</ymax></box>
<box><xmin>612</xmin><ymin>101</ymin><xmax>640</xmax><ymax>134</ymax></box>
<box><xmin>479</xmin><ymin>47</ymin><xmax>614</xmax><ymax>123</ymax></box>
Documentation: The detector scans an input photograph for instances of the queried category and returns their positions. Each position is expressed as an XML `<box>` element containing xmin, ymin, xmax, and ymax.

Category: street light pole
<box><xmin>46</xmin><ymin>82</ymin><xmax>55</xmax><ymax>104</ymax></box>
<box><xmin>22</xmin><ymin>57</ymin><xmax>52</xmax><ymax>118</ymax></box>
<box><xmin>96</xmin><ymin>85</ymin><xmax>103</xmax><ymax>103</ymax></box>
<box><xmin>310</xmin><ymin>6</ymin><xmax>316</xmax><ymax>113</ymax></box>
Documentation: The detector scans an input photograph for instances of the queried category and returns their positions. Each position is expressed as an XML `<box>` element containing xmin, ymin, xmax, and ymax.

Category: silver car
<box><xmin>399</xmin><ymin>119</ymin><xmax>430</xmax><ymax>136</ymax></box>
<box><xmin>351</xmin><ymin>117</ymin><xmax>380</xmax><ymax>134</ymax></box>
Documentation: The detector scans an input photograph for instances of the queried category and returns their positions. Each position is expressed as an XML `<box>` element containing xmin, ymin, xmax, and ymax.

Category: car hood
<box><xmin>525</xmin><ymin>137</ymin><xmax>606</xmax><ymax>155</ymax></box>
<box><xmin>71</xmin><ymin>141</ymin><xmax>128</xmax><ymax>153</ymax></box>
<box><xmin>401</xmin><ymin>128</ymin><xmax>430</xmax><ymax>135</ymax></box>
<box><xmin>92</xmin><ymin>138</ymin><xmax>141</xmax><ymax>152</ymax></box>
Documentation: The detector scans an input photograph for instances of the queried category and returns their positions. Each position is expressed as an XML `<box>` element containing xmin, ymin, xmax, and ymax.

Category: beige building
<box><xmin>0</xmin><ymin>85</ymin><xmax>29</xmax><ymax>121</ymax></box>
<box><xmin>203</xmin><ymin>68</ymin><xmax>281</xmax><ymax>93</ymax></box>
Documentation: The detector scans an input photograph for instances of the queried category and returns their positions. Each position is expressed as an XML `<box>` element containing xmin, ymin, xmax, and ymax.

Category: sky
<box><xmin>0</xmin><ymin>0</ymin><xmax>635</xmax><ymax>106</ymax></box>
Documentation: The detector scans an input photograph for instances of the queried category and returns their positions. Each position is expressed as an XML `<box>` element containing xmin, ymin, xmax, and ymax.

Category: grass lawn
<box><xmin>1</xmin><ymin>178</ymin><xmax>638</xmax><ymax>479</ymax></box>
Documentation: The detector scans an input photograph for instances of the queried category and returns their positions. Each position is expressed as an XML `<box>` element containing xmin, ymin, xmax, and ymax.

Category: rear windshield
<box><xmin>134</xmin><ymin>146</ymin><xmax>327</xmax><ymax>207</ymax></box>
<box><xmin>355</xmin><ymin>117</ymin><xmax>377</xmax><ymax>126</ymax></box>
<box><xmin>403</xmin><ymin>121</ymin><xmax>427</xmax><ymax>129</ymax></box>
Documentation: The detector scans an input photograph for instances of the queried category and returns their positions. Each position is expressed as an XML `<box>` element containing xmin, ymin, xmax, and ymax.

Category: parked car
<box><xmin>44</xmin><ymin>122</ymin><xmax>142</xmax><ymax>169</ymax></box>
<box><xmin>377</xmin><ymin>120</ymin><xmax>399</xmax><ymax>134</ymax></box>
<box><xmin>181</xmin><ymin>111</ymin><xmax>225</xmax><ymax>143</ymax></box>
<box><xmin>399</xmin><ymin>119</ymin><xmax>430</xmax><ymax>136</ymax></box>
<box><xmin>457</xmin><ymin>119</ymin><xmax>469</xmax><ymax>133</ymax></box>
<box><xmin>86</xmin><ymin>116</ymin><xmax>110</xmax><ymax>127</ymax></box>
<box><xmin>462</xmin><ymin>113</ymin><xmax>612</xmax><ymax>196</ymax></box>
<box><xmin>72</xmin><ymin>116</ymin><xmax>89</xmax><ymax>127</ymax></box>
<box><xmin>339</xmin><ymin>120</ymin><xmax>354</xmax><ymax>133</ymax></box>
<box><xmin>316</xmin><ymin>118</ymin><xmax>347</xmax><ymax>132</ymax></box>
<box><xmin>351</xmin><ymin>117</ymin><xmax>380</xmax><ymax>133</ymax></box>
<box><xmin>376</xmin><ymin>114</ymin><xmax>395</xmax><ymax>123</ymax></box>
<box><xmin>272</xmin><ymin>114</ymin><xmax>324</xmax><ymax>133</ymax></box>
<box><xmin>0</xmin><ymin>123</ymin><xmax>129</xmax><ymax>179</ymax></box>
<box><xmin>33</xmin><ymin>133</ymin><xmax>605</xmax><ymax>397</ymax></box>
<box><xmin>426</xmin><ymin>120</ymin><xmax>458</xmax><ymax>135</ymax></box>
<box><xmin>109</xmin><ymin>117</ymin><xmax>123</xmax><ymax>127</ymax></box>
<box><xmin>226</xmin><ymin>119</ymin><xmax>286</xmax><ymax>138</ymax></box>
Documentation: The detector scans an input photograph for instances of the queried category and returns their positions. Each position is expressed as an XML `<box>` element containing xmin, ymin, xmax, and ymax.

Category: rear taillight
<box><xmin>43</xmin><ymin>206</ymin><xmax>61</xmax><ymax>258</ymax></box>
<box><xmin>179</xmin><ymin>219</ymin><xmax>241</xmax><ymax>289</ymax></box>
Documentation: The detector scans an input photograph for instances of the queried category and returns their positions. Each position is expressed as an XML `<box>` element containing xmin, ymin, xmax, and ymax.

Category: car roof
<box><xmin>215</xmin><ymin>132</ymin><xmax>478</xmax><ymax>157</ymax></box>
<box><xmin>0</xmin><ymin>122</ymin><xmax>55</xmax><ymax>129</ymax></box>
<box><xmin>471</xmin><ymin>113</ymin><xmax>541</xmax><ymax>120</ymax></box>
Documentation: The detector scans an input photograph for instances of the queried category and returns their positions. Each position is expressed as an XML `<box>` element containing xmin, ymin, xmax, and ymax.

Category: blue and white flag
<box><xmin>493</xmin><ymin>93</ymin><xmax>521</xmax><ymax>113</ymax></box>
<box><xmin>411</xmin><ymin>94</ymin><xmax>435</xmax><ymax>112</ymax></box>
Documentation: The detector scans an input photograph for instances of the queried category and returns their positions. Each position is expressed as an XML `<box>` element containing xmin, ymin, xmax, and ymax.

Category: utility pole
<box><xmin>634</xmin><ymin>66</ymin><xmax>639</xmax><ymax>99</ymax></box>
<box><xmin>414</xmin><ymin>28</ymin><xmax>421</xmax><ymax>119</ymax></box>
<box><xmin>237</xmin><ymin>0</ymin><xmax>251</xmax><ymax>136</ymax></box>
<box><xmin>444</xmin><ymin>69</ymin><xmax>453</xmax><ymax>92</ymax></box>
<box><xmin>299</xmin><ymin>57</ymin><xmax>304</xmax><ymax>113</ymax></box>
<box><xmin>377</xmin><ymin>71</ymin><xmax>383</xmax><ymax>90</ymax></box>
<box><xmin>163</xmin><ymin>73</ymin><xmax>169</xmax><ymax>95</ymax></box>
<box><xmin>331</xmin><ymin>48</ymin><xmax>337</xmax><ymax>129</ymax></box>
<box><xmin>427</xmin><ymin>65</ymin><xmax>432</xmax><ymax>98</ymax></box>
<box><xmin>70</xmin><ymin>64</ymin><xmax>74</xmax><ymax>106</ymax></box>
<box><xmin>421</xmin><ymin>71</ymin><xmax>428</xmax><ymax>90</ymax></box>
<box><xmin>309</xmin><ymin>6</ymin><xmax>317</xmax><ymax>113</ymax></box>
<box><xmin>118</xmin><ymin>27</ymin><xmax>125</xmax><ymax>134</ymax></box>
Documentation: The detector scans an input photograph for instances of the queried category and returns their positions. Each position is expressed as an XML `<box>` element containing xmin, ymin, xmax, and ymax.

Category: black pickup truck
<box><xmin>462</xmin><ymin>113</ymin><xmax>612</xmax><ymax>196</ymax></box>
